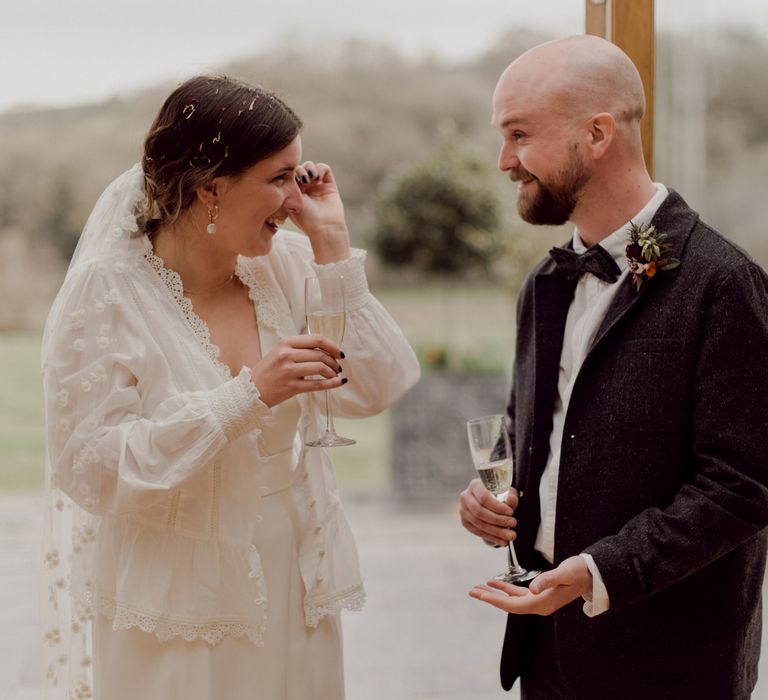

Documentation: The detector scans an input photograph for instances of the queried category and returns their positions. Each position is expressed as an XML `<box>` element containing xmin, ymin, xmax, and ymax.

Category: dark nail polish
<box><xmin>340</xmin><ymin>351</ymin><xmax>346</xmax><ymax>359</ymax></box>
<box><xmin>307</xmin><ymin>169</ymin><xmax>315</xmax><ymax>178</ymax></box>
<box><xmin>341</xmin><ymin>377</ymin><xmax>348</xmax><ymax>384</ymax></box>
<box><xmin>295</xmin><ymin>176</ymin><xmax>301</xmax><ymax>184</ymax></box>
<box><xmin>301</xmin><ymin>175</ymin><xmax>309</xmax><ymax>183</ymax></box>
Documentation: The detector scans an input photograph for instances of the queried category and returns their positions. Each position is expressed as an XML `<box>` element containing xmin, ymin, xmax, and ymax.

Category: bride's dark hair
<box><xmin>140</xmin><ymin>75</ymin><xmax>302</xmax><ymax>232</ymax></box>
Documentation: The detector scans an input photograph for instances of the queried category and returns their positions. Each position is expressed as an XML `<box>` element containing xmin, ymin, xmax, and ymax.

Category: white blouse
<box><xmin>40</xmin><ymin>165</ymin><xmax>420</xmax><ymax>695</ymax></box>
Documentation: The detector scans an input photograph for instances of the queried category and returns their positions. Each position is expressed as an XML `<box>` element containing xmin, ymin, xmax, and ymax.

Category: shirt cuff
<box><xmin>207</xmin><ymin>367</ymin><xmax>274</xmax><ymax>442</ymax></box>
<box><xmin>311</xmin><ymin>249</ymin><xmax>370</xmax><ymax>310</ymax></box>
<box><xmin>579</xmin><ymin>553</ymin><xmax>610</xmax><ymax>617</ymax></box>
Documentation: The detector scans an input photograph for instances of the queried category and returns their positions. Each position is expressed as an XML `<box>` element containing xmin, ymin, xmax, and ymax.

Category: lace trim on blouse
<box><xmin>142</xmin><ymin>247</ymin><xmax>283</xmax><ymax>377</ymax></box>
<box><xmin>235</xmin><ymin>257</ymin><xmax>285</xmax><ymax>337</ymax></box>
<box><xmin>142</xmin><ymin>248</ymin><xmax>229</xmax><ymax>378</ymax></box>
<box><xmin>95</xmin><ymin>596</ymin><xmax>266</xmax><ymax>647</ymax></box>
<box><xmin>305</xmin><ymin>583</ymin><xmax>366</xmax><ymax>628</ymax></box>
<box><xmin>310</xmin><ymin>249</ymin><xmax>370</xmax><ymax>311</ymax></box>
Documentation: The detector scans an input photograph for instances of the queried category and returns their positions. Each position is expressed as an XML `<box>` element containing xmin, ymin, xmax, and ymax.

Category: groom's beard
<box><xmin>511</xmin><ymin>149</ymin><xmax>590</xmax><ymax>226</ymax></box>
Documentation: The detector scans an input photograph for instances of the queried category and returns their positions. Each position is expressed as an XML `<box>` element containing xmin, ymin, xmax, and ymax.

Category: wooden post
<box><xmin>585</xmin><ymin>0</ymin><xmax>655</xmax><ymax>177</ymax></box>
<box><xmin>585</xmin><ymin>0</ymin><xmax>608</xmax><ymax>39</ymax></box>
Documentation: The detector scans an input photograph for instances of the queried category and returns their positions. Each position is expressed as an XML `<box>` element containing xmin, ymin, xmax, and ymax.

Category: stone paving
<box><xmin>1</xmin><ymin>492</ymin><xmax>766</xmax><ymax>699</ymax></box>
<box><xmin>0</xmin><ymin>494</ymin><xmax>41</xmax><ymax>700</ymax></box>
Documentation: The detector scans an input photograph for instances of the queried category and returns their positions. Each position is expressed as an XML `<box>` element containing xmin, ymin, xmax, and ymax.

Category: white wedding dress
<box><xmin>92</xmin><ymin>324</ymin><xmax>345</xmax><ymax>699</ymax></box>
<box><xmin>40</xmin><ymin>165</ymin><xmax>420</xmax><ymax>699</ymax></box>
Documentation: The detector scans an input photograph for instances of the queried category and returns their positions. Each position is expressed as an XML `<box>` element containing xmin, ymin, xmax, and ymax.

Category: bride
<box><xmin>40</xmin><ymin>75</ymin><xmax>419</xmax><ymax>699</ymax></box>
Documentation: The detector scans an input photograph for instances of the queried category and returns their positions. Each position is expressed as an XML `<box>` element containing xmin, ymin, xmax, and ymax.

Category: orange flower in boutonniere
<box><xmin>626</xmin><ymin>221</ymin><xmax>679</xmax><ymax>291</ymax></box>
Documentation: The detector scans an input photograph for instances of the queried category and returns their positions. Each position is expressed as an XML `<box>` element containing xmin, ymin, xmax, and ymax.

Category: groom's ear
<box><xmin>585</xmin><ymin>112</ymin><xmax>615</xmax><ymax>159</ymax></box>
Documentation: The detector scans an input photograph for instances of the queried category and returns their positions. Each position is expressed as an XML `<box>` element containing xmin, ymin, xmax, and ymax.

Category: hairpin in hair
<box><xmin>188</xmin><ymin>155</ymin><xmax>212</xmax><ymax>168</ymax></box>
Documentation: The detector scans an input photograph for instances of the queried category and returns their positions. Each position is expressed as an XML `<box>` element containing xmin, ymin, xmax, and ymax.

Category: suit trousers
<box><xmin>519</xmin><ymin>614</ymin><xmax>573</xmax><ymax>700</ymax></box>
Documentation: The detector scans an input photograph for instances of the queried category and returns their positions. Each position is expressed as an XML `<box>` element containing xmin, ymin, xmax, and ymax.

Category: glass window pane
<box><xmin>656</xmin><ymin>1</ymin><xmax>768</xmax><ymax>266</ymax></box>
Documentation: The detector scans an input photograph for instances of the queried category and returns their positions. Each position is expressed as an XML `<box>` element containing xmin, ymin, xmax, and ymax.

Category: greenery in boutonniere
<box><xmin>626</xmin><ymin>221</ymin><xmax>680</xmax><ymax>291</ymax></box>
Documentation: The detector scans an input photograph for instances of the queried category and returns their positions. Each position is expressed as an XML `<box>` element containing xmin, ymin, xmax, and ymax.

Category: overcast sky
<box><xmin>2</xmin><ymin>0</ymin><xmax>767</xmax><ymax>113</ymax></box>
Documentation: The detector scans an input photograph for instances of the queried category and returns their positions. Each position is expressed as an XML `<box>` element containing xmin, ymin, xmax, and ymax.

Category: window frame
<box><xmin>586</xmin><ymin>0</ymin><xmax>655</xmax><ymax>176</ymax></box>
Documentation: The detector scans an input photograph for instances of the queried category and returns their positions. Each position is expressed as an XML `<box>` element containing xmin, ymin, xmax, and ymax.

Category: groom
<box><xmin>459</xmin><ymin>35</ymin><xmax>768</xmax><ymax>699</ymax></box>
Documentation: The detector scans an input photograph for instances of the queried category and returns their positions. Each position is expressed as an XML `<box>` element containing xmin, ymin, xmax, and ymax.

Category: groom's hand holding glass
<box><xmin>464</xmin><ymin>415</ymin><xmax>538</xmax><ymax>585</ymax></box>
<box><xmin>462</xmin><ymin>415</ymin><xmax>592</xmax><ymax>613</ymax></box>
<box><xmin>459</xmin><ymin>477</ymin><xmax>519</xmax><ymax>548</ymax></box>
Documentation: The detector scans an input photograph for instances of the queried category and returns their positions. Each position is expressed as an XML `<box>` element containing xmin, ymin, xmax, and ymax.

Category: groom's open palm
<box><xmin>469</xmin><ymin>555</ymin><xmax>593</xmax><ymax>616</ymax></box>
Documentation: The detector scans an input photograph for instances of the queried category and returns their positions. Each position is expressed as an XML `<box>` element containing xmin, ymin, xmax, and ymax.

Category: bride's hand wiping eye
<box><xmin>289</xmin><ymin>161</ymin><xmax>350</xmax><ymax>263</ymax></box>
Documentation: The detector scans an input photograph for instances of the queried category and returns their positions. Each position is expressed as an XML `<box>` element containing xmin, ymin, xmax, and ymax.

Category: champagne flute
<box><xmin>304</xmin><ymin>276</ymin><xmax>356</xmax><ymax>447</ymax></box>
<box><xmin>466</xmin><ymin>414</ymin><xmax>539</xmax><ymax>585</ymax></box>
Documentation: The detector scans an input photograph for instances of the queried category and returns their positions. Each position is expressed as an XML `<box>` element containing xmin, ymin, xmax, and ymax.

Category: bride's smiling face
<box><xmin>205</xmin><ymin>136</ymin><xmax>304</xmax><ymax>257</ymax></box>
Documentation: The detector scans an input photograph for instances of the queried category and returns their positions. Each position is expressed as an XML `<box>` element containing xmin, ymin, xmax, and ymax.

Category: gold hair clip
<box><xmin>183</xmin><ymin>104</ymin><xmax>196</xmax><ymax>119</ymax></box>
<box><xmin>248</xmin><ymin>98</ymin><xmax>257</xmax><ymax>110</ymax></box>
<box><xmin>224</xmin><ymin>146</ymin><xmax>229</xmax><ymax>158</ymax></box>
<box><xmin>213</xmin><ymin>131</ymin><xmax>221</xmax><ymax>144</ymax></box>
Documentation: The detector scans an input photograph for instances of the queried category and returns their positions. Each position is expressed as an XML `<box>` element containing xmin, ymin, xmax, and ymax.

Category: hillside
<box><xmin>0</xmin><ymin>28</ymin><xmax>766</xmax><ymax>328</ymax></box>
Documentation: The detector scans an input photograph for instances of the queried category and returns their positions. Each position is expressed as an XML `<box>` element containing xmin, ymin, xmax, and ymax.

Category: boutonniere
<box><xmin>625</xmin><ymin>221</ymin><xmax>680</xmax><ymax>291</ymax></box>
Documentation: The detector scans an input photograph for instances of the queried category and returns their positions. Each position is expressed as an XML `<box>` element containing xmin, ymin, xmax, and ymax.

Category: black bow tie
<box><xmin>549</xmin><ymin>245</ymin><xmax>621</xmax><ymax>284</ymax></box>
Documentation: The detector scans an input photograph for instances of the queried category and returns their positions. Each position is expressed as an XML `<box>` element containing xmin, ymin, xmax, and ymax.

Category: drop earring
<box><xmin>207</xmin><ymin>205</ymin><xmax>219</xmax><ymax>235</ymax></box>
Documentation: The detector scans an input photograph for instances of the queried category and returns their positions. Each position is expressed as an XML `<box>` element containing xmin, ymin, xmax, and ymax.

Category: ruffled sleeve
<box><xmin>269</xmin><ymin>231</ymin><xmax>420</xmax><ymax>418</ymax></box>
<box><xmin>43</xmin><ymin>259</ymin><xmax>273</xmax><ymax>515</ymax></box>
<box><xmin>313</xmin><ymin>249</ymin><xmax>421</xmax><ymax>416</ymax></box>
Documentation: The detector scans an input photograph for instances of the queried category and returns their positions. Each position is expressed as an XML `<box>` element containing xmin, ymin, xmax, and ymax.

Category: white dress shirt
<box><xmin>535</xmin><ymin>184</ymin><xmax>669</xmax><ymax>616</ymax></box>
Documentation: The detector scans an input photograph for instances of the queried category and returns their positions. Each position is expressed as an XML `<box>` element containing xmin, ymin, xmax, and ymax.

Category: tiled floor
<box><xmin>1</xmin><ymin>493</ymin><xmax>766</xmax><ymax>699</ymax></box>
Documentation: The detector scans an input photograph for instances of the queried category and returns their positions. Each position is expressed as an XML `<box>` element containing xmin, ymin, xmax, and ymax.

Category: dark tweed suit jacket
<box><xmin>501</xmin><ymin>191</ymin><xmax>768</xmax><ymax>699</ymax></box>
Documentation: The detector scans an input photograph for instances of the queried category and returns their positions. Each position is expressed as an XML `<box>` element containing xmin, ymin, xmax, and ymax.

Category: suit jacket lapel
<box><xmin>588</xmin><ymin>190</ymin><xmax>699</xmax><ymax>355</ymax></box>
<box><xmin>519</xmin><ymin>191</ymin><xmax>698</xmax><ymax>540</ymax></box>
<box><xmin>524</xmin><ymin>265</ymin><xmax>576</xmax><ymax>499</ymax></box>
<box><xmin>588</xmin><ymin>267</ymin><xmax>651</xmax><ymax>353</ymax></box>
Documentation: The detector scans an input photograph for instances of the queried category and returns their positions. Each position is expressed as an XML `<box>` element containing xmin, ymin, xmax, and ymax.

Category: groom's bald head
<box><xmin>493</xmin><ymin>34</ymin><xmax>646</xmax><ymax>137</ymax></box>
<box><xmin>491</xmin><ymin>35</ymin><xmax>652</xmax><ymax>230</ymax></box>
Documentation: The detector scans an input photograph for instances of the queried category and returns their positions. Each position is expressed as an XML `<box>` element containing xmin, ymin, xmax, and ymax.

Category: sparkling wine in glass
<box><xmin>467</xmin><ymin>414</ymin><xmax>539</xmax><ymax>585</ymax></box>
<box><xmin>304</xmin><ymin>276</ymin><xmax>356</xmax><ymax>447</ymax></box>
